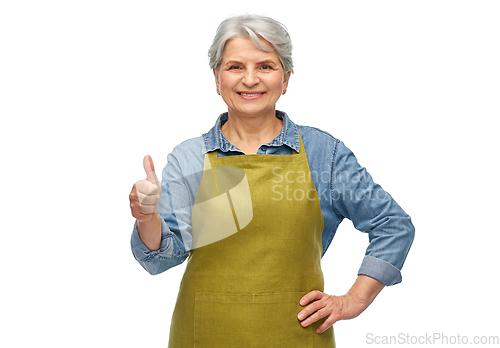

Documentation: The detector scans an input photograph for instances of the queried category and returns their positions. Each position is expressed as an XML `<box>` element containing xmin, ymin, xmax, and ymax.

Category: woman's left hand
<box><xmin>297</xmin><ymin>290</ymin><xmax>370</xmax><ymax>333</ymax></box>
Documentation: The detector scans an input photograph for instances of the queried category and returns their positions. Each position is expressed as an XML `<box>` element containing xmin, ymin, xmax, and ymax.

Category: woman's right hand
<box><xmin>129</xmin><ymin>155</ymin><xmax>162</xmax><ymax>222</ymax></box>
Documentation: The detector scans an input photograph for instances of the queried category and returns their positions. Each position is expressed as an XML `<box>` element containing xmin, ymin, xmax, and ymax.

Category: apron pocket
<box><xmin>194</xmin><ymin>292</ymin><xmax>313</xmax><ymax>348</ymax></box>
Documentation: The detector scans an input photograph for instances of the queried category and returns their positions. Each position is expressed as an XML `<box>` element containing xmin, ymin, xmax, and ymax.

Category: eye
<box><xmin>229</xmin><ymin>65</ymin><xmax>241</xmax><ymax>70</ymax></box>
<box><xmin>261</xmin><ymin>65</ymin><xmax>271</xmax><ymax>70</ymax></box>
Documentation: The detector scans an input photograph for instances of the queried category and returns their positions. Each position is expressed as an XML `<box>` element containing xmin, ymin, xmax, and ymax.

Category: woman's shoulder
<box><xmin>297</xmin><ymin>124</ymin><xmax>338</xmax><ymax>139</ymax></box>
<box><xmin>164</xmin><ymin>136</ymin><xmax>205</xmax><ymax>176</ymax></box>
<box><xmin>296</xmin><ymin>124</ymin><xmax>341</xmax><ymax>155</ymax></box>
<box><xmin>170</xmin><ymin>135</ymin><xmax>205</xmax><ymax>157</ymax></box>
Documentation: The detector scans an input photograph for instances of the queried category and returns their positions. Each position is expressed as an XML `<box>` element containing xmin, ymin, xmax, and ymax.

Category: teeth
<box><xmin>240</xmin><ymin>93</ymin><xmax>262</xmax><ymax>96</ymax></box>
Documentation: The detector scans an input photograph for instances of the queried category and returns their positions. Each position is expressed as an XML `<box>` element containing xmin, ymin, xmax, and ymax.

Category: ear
<box><xmin>282</xmin><ymin>71</ymin><xmax>291</xmax><ymax>90</ymax></box>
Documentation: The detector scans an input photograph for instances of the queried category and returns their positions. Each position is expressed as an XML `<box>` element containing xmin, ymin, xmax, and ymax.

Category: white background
<box><xmin>1</xmin><ymin>1</ymin><xmax>499</xmax><ymax>347</ymax></box>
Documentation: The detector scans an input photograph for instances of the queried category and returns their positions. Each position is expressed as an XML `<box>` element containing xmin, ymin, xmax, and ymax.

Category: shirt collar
<box><xmin>202</xmin><ymin>110</ymin><xmax>300</xmax><ymax>154</ymax></box>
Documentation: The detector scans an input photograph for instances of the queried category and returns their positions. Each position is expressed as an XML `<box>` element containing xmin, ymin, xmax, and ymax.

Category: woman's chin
<box><xmin>228</xmin><ymin>106</ymin><xmax>276</xmax><ymax>119</ymax></box>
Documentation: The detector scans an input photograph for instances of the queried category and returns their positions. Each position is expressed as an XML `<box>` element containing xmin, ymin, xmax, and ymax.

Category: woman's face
<box><xmin>215</xmin><ymin>36</ymin><xmax>291</xmax><ymax>120</ymax></box>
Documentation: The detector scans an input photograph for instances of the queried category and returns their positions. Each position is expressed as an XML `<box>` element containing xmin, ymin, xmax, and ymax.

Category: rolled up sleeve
<box><xmin>130</xmin><ymin>219</ymin><xmax>187</xmax><ymax>275</ymax></box>
<box><xmin>331</xmin><ymin>141</ymin><xmax>415</xmax><ymax>286</ymax></box>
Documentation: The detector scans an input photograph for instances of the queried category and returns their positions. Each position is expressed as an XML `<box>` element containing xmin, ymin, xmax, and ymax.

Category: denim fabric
<box><xmin>131</xmin><ymin>111</ymin><xmax>415</xmax><ymax>285</ymax></box>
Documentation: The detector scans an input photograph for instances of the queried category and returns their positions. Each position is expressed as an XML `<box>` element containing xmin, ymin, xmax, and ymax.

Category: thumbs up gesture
<box><xmin>129</xmin><ymin>155</ymin><xmax>162</xmax><ymax>221</ymax></box>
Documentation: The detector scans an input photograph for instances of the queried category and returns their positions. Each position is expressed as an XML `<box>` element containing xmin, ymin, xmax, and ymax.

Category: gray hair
<box><xmin>208</xmin><ymin>14</ymin><xmax>294</xmax><ymax>74</ymax></box>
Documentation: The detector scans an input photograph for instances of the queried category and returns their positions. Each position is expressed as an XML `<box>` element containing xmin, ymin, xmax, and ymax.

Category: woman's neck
<box><xmin>221</xmin><ymin>109</ymin><xmax>283</xmax><ymax>154</ymax></box>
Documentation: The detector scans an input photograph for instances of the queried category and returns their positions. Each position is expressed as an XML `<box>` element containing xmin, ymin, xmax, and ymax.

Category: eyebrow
<box><xmin>224</xmin><ymin>59</ymin><xmax>279</xmax><ymax>66</ymax></box>
<box><xmin>257</xmin><ymin>60</ymin><xmax>279</xmax><ymax>66</ymax></box>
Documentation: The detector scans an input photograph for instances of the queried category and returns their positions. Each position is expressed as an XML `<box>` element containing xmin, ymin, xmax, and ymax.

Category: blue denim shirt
<box><xmin>131</xmin><ymin>111</ymin><xmax>414</xmax><ymax>286</ymax></box>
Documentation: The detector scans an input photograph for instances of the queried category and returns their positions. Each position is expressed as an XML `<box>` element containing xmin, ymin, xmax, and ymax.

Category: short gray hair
<box><xmin>208</xmin><ymin>14</ymin><xmax>294</xmax><ymax>74</ymax></box>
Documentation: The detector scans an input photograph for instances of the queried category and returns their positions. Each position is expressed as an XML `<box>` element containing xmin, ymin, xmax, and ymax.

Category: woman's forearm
<box><xmin>346</xmin><ymin>274</ymin><xmax>385</xmax><ymax>306</ymax></box>
<box><xmin>137</xmin><ymin>214</ymin><xmax>162</xmax><ymax>251</ymax></box>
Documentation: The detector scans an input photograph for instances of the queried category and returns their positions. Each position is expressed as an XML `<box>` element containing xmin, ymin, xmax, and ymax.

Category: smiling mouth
<box><xmin>237</xmin><ymin>92</ymin><xmax>265</xmax><ymax>96</ymax></box>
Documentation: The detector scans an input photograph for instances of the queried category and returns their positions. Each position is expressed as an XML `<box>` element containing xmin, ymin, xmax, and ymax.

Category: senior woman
<box><xmin>129</xmin><ymin>14</ymin><xmax>414</xmax><ymax>347</ymax></box>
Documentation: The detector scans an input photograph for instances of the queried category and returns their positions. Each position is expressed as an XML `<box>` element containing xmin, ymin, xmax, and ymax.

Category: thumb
<box><xmin>143</xmin><ymin>155</ymin><xmax>159</xmax><ymax>184</ymax></box>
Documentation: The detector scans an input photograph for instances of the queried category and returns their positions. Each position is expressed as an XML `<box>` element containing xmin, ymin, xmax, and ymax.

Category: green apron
<box><xmin>168</xmin><ymin>135</ymin><xmax>335</xmax><ymax>347</ymax></box>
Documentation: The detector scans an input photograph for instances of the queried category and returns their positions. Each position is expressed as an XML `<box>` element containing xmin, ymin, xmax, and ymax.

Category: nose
<box><xmin>242</xmin><ymin>71</ymin><xmax>259</xmax><ymax>87</ymax></box>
